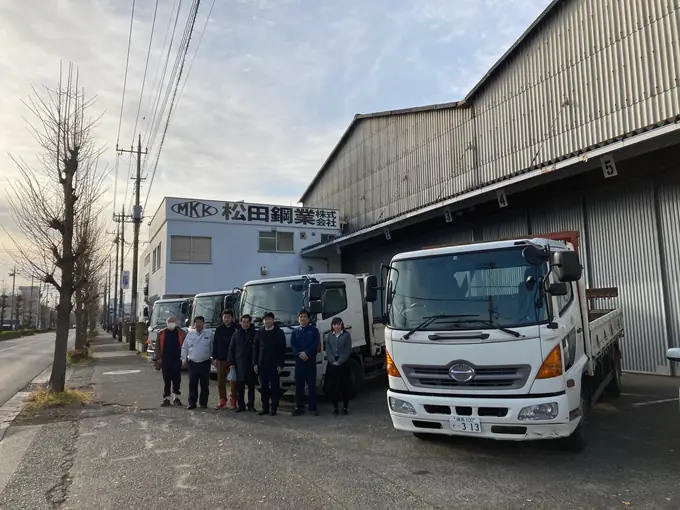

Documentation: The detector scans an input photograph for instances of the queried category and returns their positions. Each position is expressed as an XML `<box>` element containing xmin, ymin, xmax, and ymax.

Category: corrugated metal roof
<box><xmin>299</xmin><ymin>0</ymin><xmax>565</xmax><ymax>203</ymax></box>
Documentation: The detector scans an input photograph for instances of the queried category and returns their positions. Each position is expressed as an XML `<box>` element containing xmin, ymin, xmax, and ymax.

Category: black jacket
<box><xmin>253</xmin><ymin>325</ymin><xmax>287</xmax><ymax>369</ymax></box>
<box><xmin>212</xmin><ymin>323</ymin><xmax>239</xmax><ymax>361</ymax></box>
<box><xmin>227</xmin><ymin>326</ymin><xmax>256</xmax><ymax>382</ymax></box>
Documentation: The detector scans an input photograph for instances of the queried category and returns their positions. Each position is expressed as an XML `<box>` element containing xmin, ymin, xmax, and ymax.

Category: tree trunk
<box><xmin>51</xmin><ymin>289</ymin><xmax>71</xmax><ymax>393</ymax></box>
<box><xmin>74</xmin><ymin>288</ymin><xmax>86</xmax><ymax>350</ymax></box>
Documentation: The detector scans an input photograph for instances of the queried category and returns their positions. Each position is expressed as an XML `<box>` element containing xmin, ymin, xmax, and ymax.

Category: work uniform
<box><xmin>181</xmin><ymin>328</ymin><xmax>213</xmax><ymax>408</ymax></box>
<box><xmin>153</xmin><ymin>327</ymin><xmax>186</xmax><ymax>404</ymax></box>
<box><xmin>253</xmin><ymin>324</ymin><xmax>287</xmax><ymax>414</ymax></box>
<box><xmin>291</xmin><ymin>324</ymin><xmax>321</xmax><ymax>413</ymax></box>
<box><xmin>324</xmin><ymin>329</ymin><xmax>353</xmax><ymax>412</ymax></box>
<box><xmin>213</xmin><ymin>322</ymin><xmax>239</xmax><ymax>408</ymax></box>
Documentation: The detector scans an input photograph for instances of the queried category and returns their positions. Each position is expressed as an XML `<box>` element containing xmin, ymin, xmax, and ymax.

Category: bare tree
<box><xmin>0</xmin><ymin>284</ymin><xmax>7</xmax><ymax>327</ymax></box>
<box><xmin>14</xmin><ymin>295</ymin><xmax>23</xmax><ymax>328</ymax></box>
<box><xmin>4</xmin><ymin>64</ymin><xmax>107</xmax><ymax>392</ymax></box>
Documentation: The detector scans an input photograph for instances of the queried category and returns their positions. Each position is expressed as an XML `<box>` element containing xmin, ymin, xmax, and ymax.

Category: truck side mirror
<box><xmin>546</xmin><ymin>282</ymin><xmax>568</xmax><ymax>296</ymax></box>
<box><xmin>143</xmin><ymin>307</ymin><xmax>149</xmax><ymax>318</ymax></box>
<box><xmin>309</xmin><ymin>300</ymin><xmax>322</xmax><ymax>315</ymax></box>
<box><xmin>364</xmin><ymin>275</ymin><xmax>378</xmax><ymax>303</ymax></box>
<box><xmin>184</xmin><ymin>318</ymin><xmax>190</xmax><ymax>328</ymax></box>
<box><xmin>667</xmin><ymin>348</ymin><xmax>680</xmax><ymax>362</ymax></box>
<box><xmin>180</xmin><ymin>302</ymin><xmax>187</xmax><ymax>314</ymax></box>
<box><xmin>551</xmin><ymin>251</ymin><xmax>582</xmax><ymax>282</ymax></box>
<box><xmin>308</xmin><ymin>283</ymin><xmax>323</xmax><ymax>301</ymax></box>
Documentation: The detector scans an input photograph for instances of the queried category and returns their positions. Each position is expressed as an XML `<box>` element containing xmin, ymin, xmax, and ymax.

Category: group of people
<box><xmin>151</xmin><ymin>308</ymin><xmax>354</xmax><ymax>416</ymax></box>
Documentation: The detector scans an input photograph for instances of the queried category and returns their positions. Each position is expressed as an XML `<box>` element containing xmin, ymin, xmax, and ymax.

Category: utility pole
<box><xmin>110</xmin><ymin>222</ymin><xmax>120</xmax><ymax>336</ymax></box>
<box><xmin>8</xmin><ymin>267</ymin><xmax>16</xmax><ymax>330</ymax></box>
<box><xmin>118</xmin><ymin>206</ymin><xmax>125</xmax><ymax>342</ymax></box>
<box><xmin>106</xmin><ymin>256</ymin><xmax>112</xmax><ymax>329</ymax></box>
<box><xmin>118</xmin><ymin>135</ymin><xmax>147</xmax><ymax>351</ymax></box>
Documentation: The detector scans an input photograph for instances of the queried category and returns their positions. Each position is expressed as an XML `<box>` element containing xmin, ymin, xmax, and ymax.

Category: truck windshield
<box><xmin>150</xmin><ymin>302</ymin><xmax>184</xmax><ymax>327</ymax></box>
<box><xmin>191</xmin><ymin>295</ymin><xmax>224</xmax><ymax>328</ymax></box>
<box><xmin>387</xmin><ymin>247</ymin><xmax>548</xmax><ymax>331</ymax></box>
<box><xmin>240</xmin><ymin>279</ymin><xmax>306</xmax><ymax>326</ymax></box>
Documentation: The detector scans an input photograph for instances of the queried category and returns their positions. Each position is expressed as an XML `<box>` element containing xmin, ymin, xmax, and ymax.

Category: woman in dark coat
<box><xmin>227</xmin><ymin>314</ymin><xmax>258</xmax><ymax>412</ymax></box>
<box><xmin>324</xmin><ymin>317</ymin><xmax>353</xmax><ymax>414</ymax></box>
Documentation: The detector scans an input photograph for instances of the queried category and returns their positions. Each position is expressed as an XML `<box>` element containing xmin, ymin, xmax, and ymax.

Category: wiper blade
<box><xmin>402</xmin><ymin>314</ymin><xmax>475</xmax><ymax>340</ymax></box>
<box><xmin>447</xmin><ymin>317</ymin><xmax>522</xmax><ymax>338</ymax></box>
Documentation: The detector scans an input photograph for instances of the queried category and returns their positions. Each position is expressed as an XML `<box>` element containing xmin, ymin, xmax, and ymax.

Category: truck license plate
<box><xmin>449</xmin><ymin>416</ymin><xmax>481</xmax><ymax>433</ymax></box>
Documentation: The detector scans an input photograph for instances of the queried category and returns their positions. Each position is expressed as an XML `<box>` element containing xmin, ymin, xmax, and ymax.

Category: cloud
<box><xmin>0</xmin><ymin>0</ymin><xmax>552</xmax><ymax>286</ymax></box>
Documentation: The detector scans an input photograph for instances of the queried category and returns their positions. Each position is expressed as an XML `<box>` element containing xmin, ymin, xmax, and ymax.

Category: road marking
<box><xmin>0</xmin><ymin>336</ymin><xmax>54</xmax><ymax>353</ymax></box>
<box><xmin>631</xmin><ymin>397</ymin><xmax>679</xmax><ymax>407</ymax></box>
<box><xmin>102</xmin><ymin>370</ymin><xmax>141</xmax><ymax>375</ymax></box>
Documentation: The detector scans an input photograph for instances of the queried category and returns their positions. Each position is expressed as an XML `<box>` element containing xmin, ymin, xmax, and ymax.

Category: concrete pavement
<box><xmin>0</xmin><ymin>330</ymin><xmax>74</xmax><ymax>408</ymax></box>
<box><xmin>0</xmin><ymin>334</ymin><xmax>679</xmax><ymax>509</ymax></box>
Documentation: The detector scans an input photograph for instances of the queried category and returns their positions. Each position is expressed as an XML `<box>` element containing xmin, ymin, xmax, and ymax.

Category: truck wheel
<box><xmin>348</xmin><ymin>358</ymin><xmax>364</xmax><ymax>398</ymax></box>
<box><xmin>564</xmin><ymin>391</ymin><xmax>589</xmax><ymax>452</ymax></box>
<box><xmin>604</xmin><ymin>349</ymin><xmax>622</xmax><ymax>397</ymax></box>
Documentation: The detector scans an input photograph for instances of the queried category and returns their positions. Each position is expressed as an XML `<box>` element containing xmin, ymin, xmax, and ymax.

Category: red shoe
<box><xmin>216</xmin><ymin>398</ymin><xmax>227</xmax><ymax>409</ymax></box>
<box><xmin>228</xmin><ymin>398</ymin><xmax>236</xmax><ymax>410</ymax></box>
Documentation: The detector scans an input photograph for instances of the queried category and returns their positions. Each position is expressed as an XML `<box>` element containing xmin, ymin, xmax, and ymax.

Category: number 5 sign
<box><xmin>600</xmin><ymin>154</ymin><xmax>618</xmax><ymax>179</ymax></box>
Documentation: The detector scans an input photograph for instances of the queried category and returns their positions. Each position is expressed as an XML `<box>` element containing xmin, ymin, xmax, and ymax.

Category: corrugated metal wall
<box><xmin>303</xmin><ymin>0</ymin><xmax>679</xmax><ymax>232</ymax></box>
<box><xmin>657</xmin><ymin>177</ymin><xmax>680</xmax><ymax>353</ymax></box>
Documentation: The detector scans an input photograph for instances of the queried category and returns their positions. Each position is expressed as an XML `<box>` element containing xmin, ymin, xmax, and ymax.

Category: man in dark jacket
<box><xmin>152</xmin><ymin>315</ymin><xmax>186</xmax><ymax>407</ymax></box>
<box><xmin>253</xmin><ymin>311</ymin><xmax>287</xmax><ymax>416</ymax></box>
<box><xmin>212</xmin><ymin>309</ymin><xmax>239</xmax><ymax>409</ymax></box>
<box><xmin>227</xmin><ymin>314</ymin><xmax>257</xmax><ymax>412</ymax></box>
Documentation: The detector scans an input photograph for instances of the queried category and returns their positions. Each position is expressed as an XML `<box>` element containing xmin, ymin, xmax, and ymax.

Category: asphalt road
<box><xmin>0</xmin><ymin>330</ymin><xmax>74</xmax><ymax>407</ymax></box>
<box><xmin>0</xmin><ymin>338</ymin><xmax>679</xmax><ymax>509</ymax></box>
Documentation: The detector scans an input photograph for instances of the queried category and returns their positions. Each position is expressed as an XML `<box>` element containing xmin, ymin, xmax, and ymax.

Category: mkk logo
<box><xmin>171</xmin><ymin>201</ymin><xmax>218</xmax><ymax>219</ymax></box>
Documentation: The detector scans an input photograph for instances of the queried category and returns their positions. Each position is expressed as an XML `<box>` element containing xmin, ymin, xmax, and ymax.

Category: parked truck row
<box><xmin>143</xmin><ymin>229</ymin><xmax>638</xmax><ymax>449</ymax></box>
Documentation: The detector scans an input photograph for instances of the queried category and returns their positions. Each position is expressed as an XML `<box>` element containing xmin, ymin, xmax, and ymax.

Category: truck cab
<box><xmin>146</xmin><ymin>297</ymin><xmax>193</xmax><ymax>361</ymax></box>
<box><xmin>189</xmin><ymin>290</ymin><xmax>240</xmax><ymax>374</ymax></box>
<box><xmin>238</xmin><ymin>273</ymin><xmax>385</xmax><ymax>396</ymax></box>
<box><xmin>371</xmin><ymin>233</ymin><xmax>624</xmax><ymax>450</ymax></box>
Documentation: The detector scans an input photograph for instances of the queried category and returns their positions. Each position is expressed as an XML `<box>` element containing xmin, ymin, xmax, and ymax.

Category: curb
<box><xmin>0</xmin><ymin>366</ymin><xmax>75</xmax><ymax>443</ymax></box>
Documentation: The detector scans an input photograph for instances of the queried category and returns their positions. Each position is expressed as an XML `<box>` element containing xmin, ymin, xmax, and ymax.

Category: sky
<box><xmin>0</xmin><ymin>0</ymin><xmax>552</xmax><ymax>290</ymax></box>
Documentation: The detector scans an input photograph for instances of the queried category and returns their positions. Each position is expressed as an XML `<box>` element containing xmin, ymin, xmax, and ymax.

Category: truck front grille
<box><xmin>403</xmin><ymin>363</ymin><xmax>531</xmax><ymax>390</ymax></box>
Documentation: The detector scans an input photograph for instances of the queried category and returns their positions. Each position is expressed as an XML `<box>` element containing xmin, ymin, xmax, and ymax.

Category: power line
<box><xmin>114</xmin><ymin>0</ymin><xmax>138</xmax><ymax>216</ymax></box>
<box><xmin>143</xmin><ymin>0</ymin><xmax>202</xmax><ymax>212</ymax></box>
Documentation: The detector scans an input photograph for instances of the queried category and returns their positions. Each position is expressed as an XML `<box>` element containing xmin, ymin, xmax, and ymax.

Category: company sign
<box><xmin>171</xmin><ymin>200</ymin><xmax>218</xmax><ymax>219</ymax></box>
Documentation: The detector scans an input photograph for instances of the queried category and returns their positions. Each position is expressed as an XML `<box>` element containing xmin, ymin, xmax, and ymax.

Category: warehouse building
<box><xmin>140</xmin><ymin>197</ymin><xmax>341</xmax><ymax>315</ymax></box>
<box><xmin>299</xmin><ymin>0</ymin><xmax>680</xmax><ymax>376</ymax></box>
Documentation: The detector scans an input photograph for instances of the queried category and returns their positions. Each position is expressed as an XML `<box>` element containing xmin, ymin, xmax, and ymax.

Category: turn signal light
<box><xmin>386</xmin><ymin>349</ymin><xmax>401</xmax><ymax>377</ymax></box>
<box><xmin>536</xmin><ymin>344</ymin><xmax>563</xmax><ymax>379</ymax></box>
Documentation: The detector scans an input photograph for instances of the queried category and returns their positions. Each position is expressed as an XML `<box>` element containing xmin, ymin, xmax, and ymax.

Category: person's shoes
<box><xmin>187</xmin><ymin>404</ymin><xmax>197</xmax><ymax>410</ymax></box>
<box><xmin>342</xmin><ymin>407</ymin><xmax>349</xmax><ymax>415</ymax></box>
<box><xmin>235</xmin><ymin>407</ymin><xmax>246</xmax><ymax>413</ymax></box>
<box><xmin>228</xmin><ymin>398</ymin><xmax>237</xmax><ymax>409</ymax></box>
<box><xmin>247</xmin><ymin>406</ymin><xmax>257</xmax><ymax>413</ymax></box>
<box><xmin>173</xmin><ymin>397</ymin><xmax>183</xmax><ymax>406</ymax></box>
<box><xmin>333</xmin><ymin>407</ymin><xmax>339</xmax><ymax>415</ymax></box>
<box><xmin>200</xmin><ymin>404</ymin><xmax>208</xmax><ymax>409</ymax></box>
<box><xmin>270</xmin><ymin>409</ymin><xmax>277</xmax><ymax>416</ymax></box>
<box><xmin>258</xmin><ymin>409</ymin><xmax>270</xmax><ymax>416</ymax></box>
<box><xmin>216</xmin><ymin>399</ymin><xmax>227</xmax><ymax>409</ymax></box>
<box><xmin>292</xmin><ymin>408</ymin><xmax>304</xmax><ymax>416</ymax></box>
<box><xmin>310</xmin><ymin>409</ymin><xmax>320</xmax><ymax>416</ymax></box>
<box><xmin>161</xmin><ymin>398</ymin><xmax>171</xmax><ymax>407</ymax></box>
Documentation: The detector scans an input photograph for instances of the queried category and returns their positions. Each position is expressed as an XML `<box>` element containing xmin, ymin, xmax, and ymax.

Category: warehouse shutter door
<box><xmin>586</xmin><ymin>182</ymin><xmax>668</xmax><ymax>374</ymax></box>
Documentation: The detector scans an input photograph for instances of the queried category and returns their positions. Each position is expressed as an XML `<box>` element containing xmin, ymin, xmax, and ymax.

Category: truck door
<box><xmin>320</xmin><ymin>281</ymin><xmax>364</xmax><ymax>349</ymax></box>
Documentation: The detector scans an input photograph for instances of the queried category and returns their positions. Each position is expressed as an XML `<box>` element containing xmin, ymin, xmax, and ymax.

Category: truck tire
<box><xmin>604</xmin><ymin>348</ymin><xmax>622</xmax><ymax>398</ymax></box>
<box><xmin>348</xmin><ymin>357</ymin><xmax>365</xmax><ymax>398</ymax></box>
<box><xmin>564</xmin><ymin>389</ymin><xmax>589</xmax><ymax>452</ymax></box>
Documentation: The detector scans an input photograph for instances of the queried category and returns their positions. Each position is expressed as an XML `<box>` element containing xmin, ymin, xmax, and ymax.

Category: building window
<box><xmin>258</xmin><ymin>231</ymin><xmax>294</xmax><ymax>253</ymax></box>
<box><xmin>144</xmin><ymin>254</ymin><xmax>150</xmax><ymax>267</ymax></box>
<box><xmin>151</xmin><ymin>243</ymin><xmax>162</xmax><ymax>272</ymax></box>
<box><xmin>170</xmin><ymin>236</ymin><xmax>212</xmax><ymax>263</ymax></box>
<box><xmin>320</xmin><ymin>233</ymin><xmax>335</xmax><ymax>244</ymax></box>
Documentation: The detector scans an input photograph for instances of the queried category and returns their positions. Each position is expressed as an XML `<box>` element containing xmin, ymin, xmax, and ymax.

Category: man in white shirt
<box><xmin>181</xmin><ymin>315</ymin><xmax>214</xmax><ymax>409</ymax></box>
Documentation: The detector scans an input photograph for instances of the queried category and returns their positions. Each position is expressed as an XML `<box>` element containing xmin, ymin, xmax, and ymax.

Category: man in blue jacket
<box><xmin>290</xmin><ymin>309</ymin><xmax>320</xmax><ymax>416</ymax></box>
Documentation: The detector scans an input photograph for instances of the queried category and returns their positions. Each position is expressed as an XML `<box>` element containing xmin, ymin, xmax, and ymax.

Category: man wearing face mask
<box><xmin>152</xmin><ymin>315</ymin><xmax>186</xmax><ymax>407</ymax></box>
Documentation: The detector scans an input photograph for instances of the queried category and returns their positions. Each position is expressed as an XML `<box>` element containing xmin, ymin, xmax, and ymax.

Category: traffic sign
<box><xmin>121</xmin><ymin>270</ymin><xmax>130</xmax><ymax>290</ymax></box>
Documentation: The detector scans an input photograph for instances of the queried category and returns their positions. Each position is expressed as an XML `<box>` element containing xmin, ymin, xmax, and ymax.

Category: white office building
<box><xmin>139</xmin><ymin>197</ymin><xmax>342</xmax><ymax>318</ymax></box>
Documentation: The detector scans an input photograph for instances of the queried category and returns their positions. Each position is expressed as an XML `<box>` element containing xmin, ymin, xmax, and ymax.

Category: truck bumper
<box><xmin>387</xmin><ymin>390</ymin><xmax>578</xmax><ymax>441</ymax></box>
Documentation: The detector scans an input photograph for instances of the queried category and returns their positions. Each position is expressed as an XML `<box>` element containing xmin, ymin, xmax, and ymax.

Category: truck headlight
<box><xmin>388</xmin><ymin>397</ymin><xmax>416</xmax><ymax>415</ymax></box>
<box><xmin>518</xmin><ymin>402</ymin><xmax>559</xmax><ymax>420</ymax></box>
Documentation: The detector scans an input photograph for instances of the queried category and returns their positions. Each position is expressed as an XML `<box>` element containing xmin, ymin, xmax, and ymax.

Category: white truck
<box><xmin>365</xmin><ymin>232</ymin><xmax>624</xmax><ymax>450</ymax></box>
<box><xmin>145</xmin><ymin>297</ymin><xmax>193</xmax><ymax>361</ymax></box>
<box><xmin>188</xmin><ymin>290</ymin><xmax>240</xmax><ymax>375</ymax></box>
<box><xmin>237</xmin><ymin>273</ymin><xmax>385</xmax><ymax>396</ymax></box>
